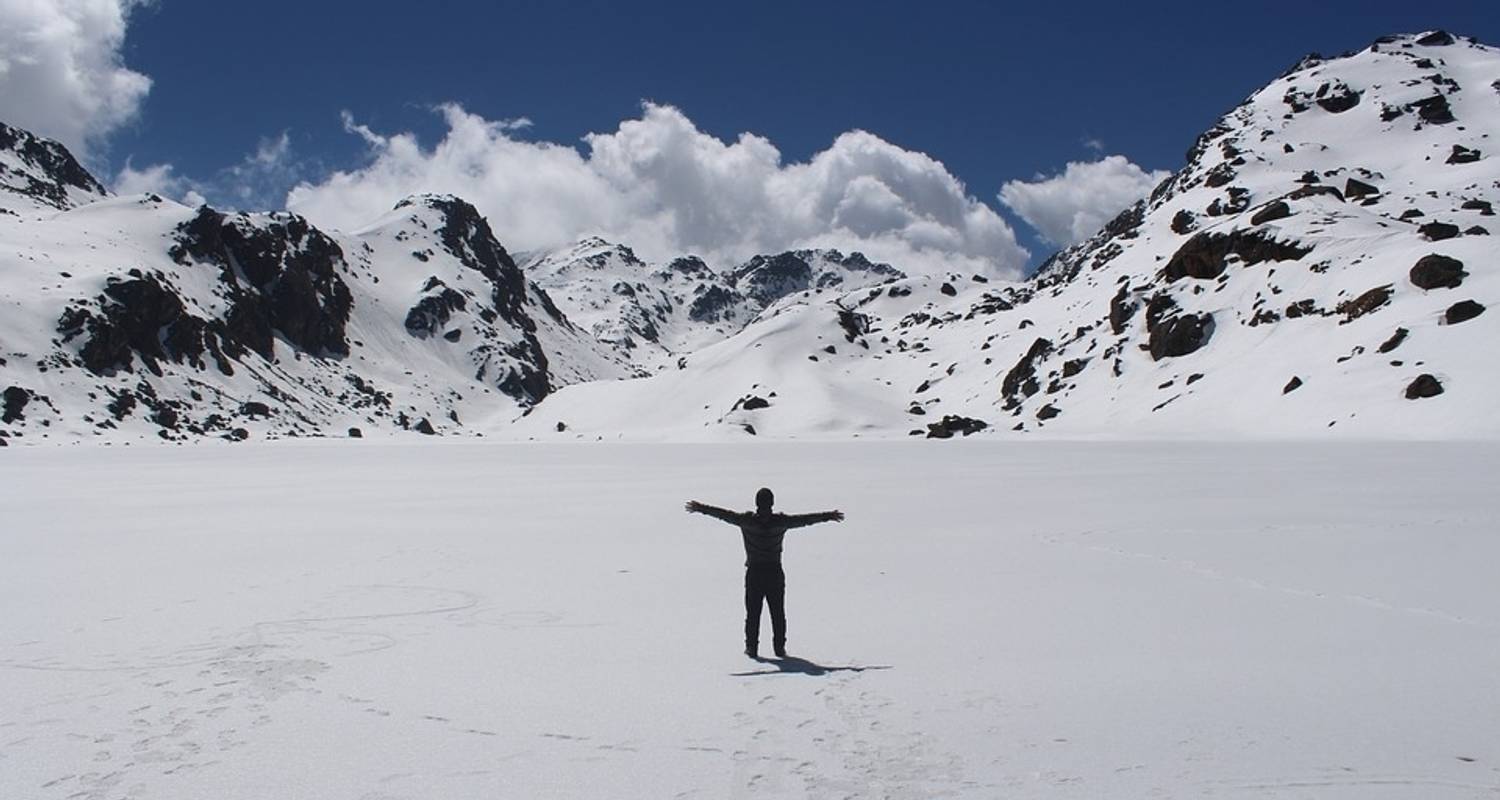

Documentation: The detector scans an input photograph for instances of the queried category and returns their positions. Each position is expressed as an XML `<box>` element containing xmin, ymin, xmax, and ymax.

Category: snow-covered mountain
<box><xmin>0</xmin><ymin>176</ymin><xmax>630</xmax><ymax>443</ymax></box>
<box><xmin>2</xmin><ymin>31</ymin><xmax>1497</xmax><ymax>444</ymax></box>
<box><xmin>512</xmin><ymin>31</ymin><xmax>1500</xmax><ymax>440</ymax></box>
<box><xmin>520</xmin><ymin>238</ymin><xmax>903</xmax><ymax>368</ymax></box>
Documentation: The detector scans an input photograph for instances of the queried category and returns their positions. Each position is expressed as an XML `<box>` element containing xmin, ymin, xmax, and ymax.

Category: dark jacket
<box><xmin>694</xmin><ymin>506</ymin><xmax>841</xmax><ymax>565</ymax></box>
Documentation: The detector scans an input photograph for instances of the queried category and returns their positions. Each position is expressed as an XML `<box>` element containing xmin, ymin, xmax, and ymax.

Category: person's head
<box><xmin>755</xmin><ymin>487</ymin><xmax>774</xmax><ymax>513</ymax></box>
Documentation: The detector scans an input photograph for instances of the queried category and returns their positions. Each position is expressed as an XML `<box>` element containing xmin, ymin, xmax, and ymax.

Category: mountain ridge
<box><xmin>1</xmin><ymin>30</ymin><xmax>1495</xmax><ymax>444</ymax></box>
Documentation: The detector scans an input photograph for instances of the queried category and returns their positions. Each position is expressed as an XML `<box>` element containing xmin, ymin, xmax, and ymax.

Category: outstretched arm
<box><xmin>685</xmin><ymin>500</ymin><xmax>747</xmax><ymax>526</ymax></box>
<box><xmin>783</xmin><ymin>510</ymin><xmax>845</xmax><ymax>528</ymax></box>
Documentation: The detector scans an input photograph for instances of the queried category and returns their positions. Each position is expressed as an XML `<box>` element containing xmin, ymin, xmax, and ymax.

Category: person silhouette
<box><xmin>685</xmin><ymin>488</ymin><xmax>844</xmax><ymax>659</ymax></box>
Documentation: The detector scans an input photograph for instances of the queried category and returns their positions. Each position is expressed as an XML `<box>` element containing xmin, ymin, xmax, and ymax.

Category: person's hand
<box><xmin>685</xmin><ymin>500</ymin><xmax>704</xmax><ymax>514</ymax></box>
<box><xmin>831</xmin><ymin>510</ymin><xmax>845</xmax><ymax>522</ymax></box>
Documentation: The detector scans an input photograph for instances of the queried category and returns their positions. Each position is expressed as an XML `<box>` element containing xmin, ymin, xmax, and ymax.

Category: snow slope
<box><xmin>3</xmin><ymin>440</ymin><xmax>1498</xmax><ymax>798</ymax></box>
<box><xmin>3</xmin><ymin>31</ymin><xmax>1497</xmax><ymax>444</ymax></box>
<box><xmin>513</xmin><ymin>31</ymin><xmax>1500</xmax><ymax>441</ymax></box>
<box><xmin>520</xmin><ymin>238</ymin><xmax>904</xmax><ymax>369</ymax></box>
<box><xmin>0</xmin><ymin>189</ymin><xmax>630</xmax><ymax>444</ymax></box>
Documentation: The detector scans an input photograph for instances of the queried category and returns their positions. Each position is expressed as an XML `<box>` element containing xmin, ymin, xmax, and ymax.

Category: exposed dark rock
<box><xmin>1203</xmin><ymin>163</ymin><xmax>1236</xmax><ymax>188</ymax></box>
<box><xmin>1205</xmin><ymin>187</ymin><xmax>1251</xmax><ymax>217</ymax></box>
<box><xmin>1315</xmin><ymin>83</ymin><xmax>1362</xmax><ymax>113</ymax></box>
<box><xmin>1284</xmin><ymin>299</ymin><xmax>1326</xmax><ymax>319</ymax></box>
<box><xmin>2</xmin><ymin>386</ymin><xmax>30</xmax><ymax>423</ymax></box>
<box><xmin>1061</xmin><ymin>358</ymin><xmax>1089</xmax><ymax>379</ymax></box>
<box><xmin>240</xmin><ymin>401</ymin><xmax>272</xmax><ymax>418</ymax></box>
<box><xmin>1399</xmin><ymin>208</ymin><xmax>1426</xmax><ymax>221</ymax></box>
<box><xmin>1405</xmin><ymin>374</ymin><xmax>1443</xmax><ymax>399</ymax></box>
<box><xmin>665</xmin><ymin>256</ymin><xmax>712</xmax><ymax>279</ymax></box>
<box><xmin>1407</xmin><ymin>94</ymin><xmax>1454</xmax><ymax>125</ymax></box>
<box><xmin>1287</xmin><ymin>185</ymin><xmax>1343</xmax><ymax>202</ymax></box>
<box><xmin>170</xmin><ymin>206</ymin><xmax>353</xmax><ymax>359</ymax></box>
<box><xmin>1445</xmin><ymin>300</ymin><xmax>1486</xmax><ymax>324</ymax></box>
<box><xmin>1170</xmin><ymin>209</ymin><xmax>1197</xmax><ymax>234</ymax></box>
<box><xmin>0</xmin><ymin>121</ymin><xmax>108</xmax><ymax>209</ymax></box>
<box><xmin>1416</xmin><ymin>30</ymin><xmax>1455</xmax><ymax>46</ymax></box>
<box><xmin>1446</xmin><ymin>145</ymin><xmax>1482</xmax><ymax>165</ymax></box>
<box><xmin>939</xmin><ymin>282</ymin><xmax>957</xmax><ymax>296</ymax></box>
<box><xmin>1148</xmin><ymin>313</ymin><xmax>1215</xmax><ymax>360</ymax></box>
<box><xmin>1377</xmin><ymin>328</ymin><xmax>1409</xmax><ymax>354</ymax></box>
<box><xmin>404</xmin><ymin>286</ymin><xmax>467</xmax><ymax>337</ymax></box>
<box><xmin>1465</xmin><ymin>226</ymin><xmax>1489</xmax><ymax>236</ymax></box>
<box><xmin>1283</xmin><ymin>376</ymin><xmax>1303</xmax><ymax>394</ymax></box>
<box><xmin>688</xmin><ymin>285</ymin><xmax>744</xmax><ymax>323</ymax></box>
<box><xmin>1035</xmin><ymin>404</ymin><xmax>1060</xmax><ymax>421</ymax></box>
<box><xmin>103</xmin><ymin>390</ymin><xmax>136</xmax><ymax>420</ymax></box>
<box><xmin>1161</xmin><ymin>229</ymin><xmax>1311</xmax><ymax>282</ymax></box>
<box><xmin>1338</xmin><ymin>285</ymin><xmax>1393</xmax><ymax>321</ymax></box>
<box><xmin>729</xmin><ymin>250</ymin><xmax>901</xmax><ymax>308</ymax></box>
<box><xmin>1461</xmin><ymin>199</ymin><xmax>1493</xmax><ymax>215</ymax></box>
<box><xmin>347</xmin><ymin>427</ymin><xmax>363</xmax><ymax>438</ymax></box>
<box><xmin>733</xmin><ymin>395</ymin><xmax>771</xmax><ymax>412</ymax></box>
<box><xmin>73</xmin><ymin>274</ymin><xmax>224</xmax><ymax>376</ymax></box>
<box><xmin>1001</xmin><ymin>337</ymin><xmax>1053</xmax><ymax>408</ymax></box>
<box><xmin>1409</xmin><ymin>254</ymin><xmax>1467</xmax><ymax>289</ymax></box>
<box><xmin>413</xmin><ymin>418</ymin><xmax>437</xmax><ymax>435</ymax></box>
<box><xmin>836</xmin><ymin>308</ymin><xmax>870</xmax><ymax>343</ymax></box>
<box><xmin>1418</xmin><ymin>222</ymin><xmax>1460</xmax><ymax>241</ymax></box>
<box><xmin>1344</xmin><ymin>178</ymin><xmax>1379</xmax><ymax>199</ymax></box>
<box><xmin>1251</xmin><ymin>201</ymin><xmax>1292</xmax><ymax>226</ymax></box>
<box><xmin>1101</xmin><ymin>201</ymin><xmax>1146</xmax><ymax>241</ymax></box>
<box><xmin>925</xmin><ymin>415</ymin><xmax>987</xmax><ymax>439</ymax></box>
<box><xmin>1109</xmin><ymin>286</ymin><xmax>1137</xmax><ymax>334</ymax></box>
<box><xmin>1144</xmin><ymin>293</ymin><xmax>1178</xmax><ymax>332</ymax></box>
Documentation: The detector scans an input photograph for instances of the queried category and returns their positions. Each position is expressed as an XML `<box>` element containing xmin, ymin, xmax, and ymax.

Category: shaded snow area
<box><xmin>4</xmin><ymin>441</ymin><xmax>1498</xmax><ymax>798</ymax></box>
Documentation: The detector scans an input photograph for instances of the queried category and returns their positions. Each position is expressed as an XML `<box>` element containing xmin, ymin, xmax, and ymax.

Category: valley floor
<box><xmin>2</xmin><ymin>441</ymin><xmax>1498</xmax><ymax>798</ymax></box>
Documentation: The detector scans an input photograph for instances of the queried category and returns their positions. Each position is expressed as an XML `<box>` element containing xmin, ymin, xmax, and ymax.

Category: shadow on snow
<box><xmin>730</xmin><ymin>655</ymin><xmax>893</xmax><ymax>677</ymax></box>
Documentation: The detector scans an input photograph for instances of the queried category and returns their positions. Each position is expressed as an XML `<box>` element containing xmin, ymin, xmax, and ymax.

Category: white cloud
<box><xmin>999</xmin><ymin>155</ymin><xmax>1170</xmax><ymax>247</ymax></box>
<box><xmin>112</xmin><ymin>131</ymin><xmax>299</xmax><ymax>211</ymax></box>
<box><xmin>287</xmin><ymin>103</ymin><xmax>1029</xmax><ymax>278</ymax></box>
<box><xmin>0</xmin><ymin>0</ymin><xmax>152</xmax><ymax>161</ymax></box>
<box><xmin>113</xmin><ymin>158</ymin><xmax>181</xmax><ymax>196</ymax></box>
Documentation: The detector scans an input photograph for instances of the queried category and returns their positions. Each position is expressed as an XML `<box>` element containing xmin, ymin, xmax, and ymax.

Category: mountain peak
<box><xmin>0</xmin><ymin>121</ymin><xmax>109</xmax><ymax>212</ymax></box>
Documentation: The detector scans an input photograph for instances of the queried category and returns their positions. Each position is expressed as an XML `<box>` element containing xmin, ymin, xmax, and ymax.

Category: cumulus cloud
<box><xmin>112</xmin><ymin>131</ymin><xmax>299</xmax><ymax>211</ymax></box>
<box><xmin>286</xmin><ymin>103</ymin><xmax>1029</xmax><ymax>278</ymax></box>
<box><xmin>0</xmin><ymin>0</ymin><xmax>152</xmax><ymax>160</ymax></box>
<box><xmin>999</xmin><ymin>155</ymin><xmax>1171</xmax><ymax>247</ymax></box>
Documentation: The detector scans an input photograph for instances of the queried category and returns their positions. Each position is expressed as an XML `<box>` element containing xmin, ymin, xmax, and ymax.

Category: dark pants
<box><xmin>744</xmin><ymin>563</ymin><xmax>786</xmax><ymax>651</ymax></box>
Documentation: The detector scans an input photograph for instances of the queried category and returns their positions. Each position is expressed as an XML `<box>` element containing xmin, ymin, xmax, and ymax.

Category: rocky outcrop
<box><xmin>1409</xmin><ymin>255</ymin><xmax>1467</xmax><ymax>289</ymax></box>
<box><xmin>925</xmin><ymin>415</ymin><xmax>987</xmax><ymax>439</ymax></box>
<box><xmin>1001</xmin><ymin>337</ymin><xmax>1053</xmax><ymax>409</ymax></box>
<box><xmin>0</xmin><ymin>121</ymin><xmax>109</xmax><ymax>209</ymax></box>
<box><xmin>1161</xmin><ymin>230</ymin><xmax>1312</xmax><ymax>282</ymax></box>
<box><xmin>170</xmin><ymin>207</ymin><xmax>353</xmax><ymax>359</ymax></box>
<box><xmin>1444</xmin><ymin>300</ymin><xmax>1485</xmax><ymax>325</ymax></box>
<box><xmin>1148</xmin><ymin>313</ymin><xmax>1214</xmax><ymax>360</ymax></box>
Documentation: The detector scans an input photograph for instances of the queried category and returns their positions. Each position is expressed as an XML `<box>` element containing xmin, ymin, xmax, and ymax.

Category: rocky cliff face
<box><xmin>0</xmin><ymin>157</ymin><xmax>628</xmax><ymax>442</ymax></box>
<box><xmin>0</xmin><ymin>121</ymin><xmax>108</xmax><ymax>213</ymax></box>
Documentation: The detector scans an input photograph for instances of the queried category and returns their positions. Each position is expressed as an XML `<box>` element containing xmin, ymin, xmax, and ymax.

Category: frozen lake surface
<box><xmin>3</xmin><ymin>441</ymin><xmax>1498</xmax><ymax>798</ymax></box>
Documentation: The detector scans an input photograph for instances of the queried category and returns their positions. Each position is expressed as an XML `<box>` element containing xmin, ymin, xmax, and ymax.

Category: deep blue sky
<box><xmin>107</xmin><ymin>0</ymin><xmax>1498</xmax><ymax>260</ymax></box>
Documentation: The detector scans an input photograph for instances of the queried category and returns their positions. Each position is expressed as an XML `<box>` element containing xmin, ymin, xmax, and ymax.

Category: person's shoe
<box><xmin>773</xmin><ymin>642</ymin><xmax>788</xmax><ymax>659</ymax></box>
<box><xmin>745</xmin><ymin>644</ymin><xmax>758</xmax><ymax>659</ymax></box>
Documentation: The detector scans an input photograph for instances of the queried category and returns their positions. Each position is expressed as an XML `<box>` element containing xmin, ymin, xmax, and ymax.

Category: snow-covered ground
<box><xmin>4</xmin><ymin>441</ymin><xmax>1498</xmax><ymax>798</ymax></box>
